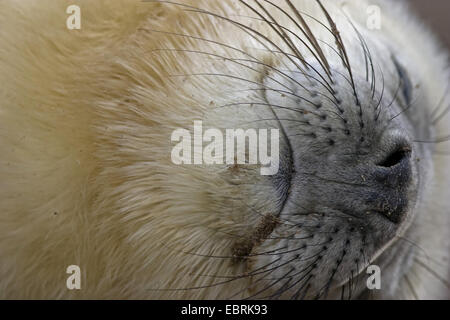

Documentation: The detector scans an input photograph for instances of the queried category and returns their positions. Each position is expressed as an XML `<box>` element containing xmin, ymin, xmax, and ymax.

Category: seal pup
<box><xmin>0</xmin><ymin>0</ymin><xmax>448</xmax><ymax>299</ymax></box>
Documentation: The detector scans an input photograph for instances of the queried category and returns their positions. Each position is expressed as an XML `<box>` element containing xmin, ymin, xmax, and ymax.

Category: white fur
<box><xmin>0</xmin><ymin>0</ymin><xmax>448</xmax><ymax>299</ymax></box>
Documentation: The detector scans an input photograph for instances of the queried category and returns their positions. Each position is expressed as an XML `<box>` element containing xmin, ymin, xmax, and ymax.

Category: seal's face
<box><xmin>194</xmin><ymin>4</ymin><xmax>431</xmax><ymax>296</ymax></box>
<box><xmin>1</xmin><ymin>0</ymin><xmax>448</xmax><ymax>300</ymax></box>
<box><xmin>241</xmin><ymin>61</ymin><xmax>423</xmax><ymax>298</ymax></box>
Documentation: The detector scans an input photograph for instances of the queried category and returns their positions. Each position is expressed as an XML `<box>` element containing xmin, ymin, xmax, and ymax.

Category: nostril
<box><xmin>377</xmin><ymin>146</ymin><xmax>411</xmax><ymax>168</ymax></box>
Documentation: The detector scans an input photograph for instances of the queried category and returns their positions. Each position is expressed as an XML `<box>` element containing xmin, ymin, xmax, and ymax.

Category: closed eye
<box><xmin>391</xmin><ymin>55</ymin><xmax>413</xmax><ymax>105</ymax></box>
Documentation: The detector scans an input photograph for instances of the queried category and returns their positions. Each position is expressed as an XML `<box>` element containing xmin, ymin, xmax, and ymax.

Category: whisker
<box><xmin>285</xmin><ymin>0</ymin><xmax>332</xmax><ymax>79</ymax></box>
<box><xmin>263</xmin><ymin>0</ymin><xmax>333</xmax><ymax>81</ymax></box>
<box><xmin>240</xmin><ymin>0</ymin><xmax>309</xmax><ymax>71</ymax></box>
<box><xmin>404</xmin><ymin>274</ymin><xmax>419</xmax><ymax>300</ymax></box>
<box><xmin>150</xmin><ymin>48</ymin><xmax>310</xmax><ymax>95</ymax></box>
<box><xmin>316</xmin><ymin>0</ymin><xmax>359</xmax><ymax>106</ymax></box>
<box><xmin>430</xmin><ymin>81</ymin><xmax>450</xmax><ymax>123</ymax></box>
<box><xmin>226</xmin><ymin>13</ymin><xmax>335</xmax><ymax>94</ymax></box>
<box><xmin>414</xmin><ymin>258</ymin><xmax>450</xmax><ymax>289</ymax></box>
<box><xmin>242</xmin><ymin>268</ymin><xmax>295</xmax><ymax>300</ymax></box>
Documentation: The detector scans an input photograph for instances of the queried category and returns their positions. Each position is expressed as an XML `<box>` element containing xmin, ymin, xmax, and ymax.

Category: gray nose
<box><xmin>376</xmin><ymin>145</ymin><xmax>412</xmax><ymax>187</ymax></box>
<box><xmin>372</xmin><ymin>145</ymin><xmax>412</xmax><ymax>223</ymax></box>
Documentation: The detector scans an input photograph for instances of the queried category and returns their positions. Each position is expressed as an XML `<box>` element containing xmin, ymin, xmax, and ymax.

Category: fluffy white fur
<box><xmin>0</xmin><ymin>0</ymin><xmax>448</xmax><ymax>299</ymax></box>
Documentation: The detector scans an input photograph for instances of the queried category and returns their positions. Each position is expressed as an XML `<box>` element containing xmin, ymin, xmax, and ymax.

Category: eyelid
<box><xmin>270</xmin><ymin>150</ymin><xmax>294</xmax><ymax>212</ymax></box>
<box><xmin>391</xmin><ymin>55</ymin><xmax>413</xmax><ymax>105</ymax></box>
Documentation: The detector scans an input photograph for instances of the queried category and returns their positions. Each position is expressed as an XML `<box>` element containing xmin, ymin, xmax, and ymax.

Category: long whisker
<box><xmin>316</xmin><ymin>0</ymin><xmax>359</xmax><ymax>106</ymax></box>
<box><xmin>414</xmin><ymin>258</ymin><xmax>450</xmax><ymax>289</ymax></box>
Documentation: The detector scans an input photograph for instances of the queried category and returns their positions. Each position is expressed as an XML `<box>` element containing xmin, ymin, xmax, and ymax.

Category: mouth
<box><xmin>242</xmin><ymin>137</ymin><xmax>417</xmax><ymax>298</ymax></box>
<box><xmin>242</xmin><ymin>181</ymin><xmax>415</xmax><ymax>299</ymax></box>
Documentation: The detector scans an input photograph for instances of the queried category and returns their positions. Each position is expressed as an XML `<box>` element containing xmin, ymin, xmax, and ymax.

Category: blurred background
<box><xmin>409</xmin><ymin>0</ymin><xmax>450</xmax><ymax>49</ymax></box>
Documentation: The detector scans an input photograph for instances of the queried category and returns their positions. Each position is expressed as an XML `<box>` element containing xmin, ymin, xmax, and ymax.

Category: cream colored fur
<box><xmin>0</xmin><ymin>0</ymin><xmax>448</xmax><ymax>299</ymax></box>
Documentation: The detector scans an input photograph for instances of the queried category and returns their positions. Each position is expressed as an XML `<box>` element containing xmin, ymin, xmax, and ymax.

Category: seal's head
<box><xmin>0</xmin><ymin>0</ymin><xmax>448</xmax><ymax>299</ymax></box>
<box><xmin>151</xmin><ymin>0</ymin><xmax>441</xmax><ymax>299</ymax></box>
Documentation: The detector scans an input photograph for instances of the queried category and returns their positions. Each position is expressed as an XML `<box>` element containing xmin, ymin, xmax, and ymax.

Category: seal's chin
<box><xmin>246</xmin><ymin>199</ymin><xmax>417</xmax><ymax>299</ymax></box>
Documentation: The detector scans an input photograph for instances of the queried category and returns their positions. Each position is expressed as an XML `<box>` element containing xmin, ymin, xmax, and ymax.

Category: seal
<box><xmin>0</xmin><ymin>0</ymin><xmax>448</xmax><ymax>299</ymax></box>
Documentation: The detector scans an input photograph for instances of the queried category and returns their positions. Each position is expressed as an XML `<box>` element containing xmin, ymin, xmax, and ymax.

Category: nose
<box><xmin>376</xmin><ymin>145</ymin><xmax>412</xmax><ymax>185</ymax></box>
<box><xmin>372</xmin><ymin>144</ymin><xmax>412</xmax><ymax>223</ymax></box>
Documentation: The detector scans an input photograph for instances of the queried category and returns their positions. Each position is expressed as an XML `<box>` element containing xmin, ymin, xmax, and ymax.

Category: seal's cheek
<box><xmin>215</xmin><ymin>157</ymin><xmax>291</xmax><ymax>236</ymax></box>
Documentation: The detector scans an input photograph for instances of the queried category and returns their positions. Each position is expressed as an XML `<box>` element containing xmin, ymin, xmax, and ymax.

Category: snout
<box><xmin>368</xmin><ymin>143</ymin><xmax>412</xmax><ymax>223</ymax></box>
